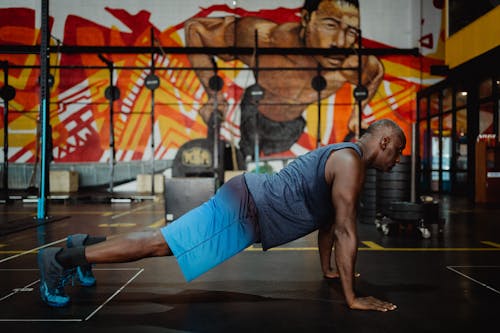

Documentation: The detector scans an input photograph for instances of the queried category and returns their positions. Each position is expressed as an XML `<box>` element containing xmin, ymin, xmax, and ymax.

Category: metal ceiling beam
<box><xmin>0</xmin><ymin>45</ymin><xmax>420</xmax><ymax>56</ymax></box>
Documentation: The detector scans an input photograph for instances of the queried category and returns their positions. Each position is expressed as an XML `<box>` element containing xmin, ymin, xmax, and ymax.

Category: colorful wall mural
<box><xmin>0</xmin><ymin>0</ymin><xmax>445</xmax><ymax>165</ymax></box>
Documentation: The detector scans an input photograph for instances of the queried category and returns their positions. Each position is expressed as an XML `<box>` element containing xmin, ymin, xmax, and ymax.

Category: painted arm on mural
<box><xmin>344</xmin><ymin>56</ymin><xmax>384</xmax><ymax>133</ymax></box>
<box><xmin>185</xmin><ymin>16</ymin><xmax>279</xmax><ymax>124</ymax></box>
<box><xmin>344</xmin><ymin>54</ymin><xmax>385</xmax><ymax>135</ymax></box>
<box><xmin>184</xmin><ymin>16</ymin><xmax>237</xmax><ymax>123</ymax></box>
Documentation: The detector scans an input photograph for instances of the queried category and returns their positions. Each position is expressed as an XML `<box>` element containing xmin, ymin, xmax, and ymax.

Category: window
<box><xmin>456</xmin><ymin>89</ymin><xmax>467</xmax><ymax>109</ymax></box>
<box><xmin>479</xmin><ymin>78</ymin><xmax>492</xmax><ymax>99</ymax></box>
<box><xmin>443</xmin><ymin>88</ymin><xmax>453</xmax><ymax>112</ymax></box>
<box><xmin>456</xmin><ymin>108</ymin><xmax>467</xmax><ymax>171</ymax></box>
<box><xmin>479</xmin><ymin>101</ymin><xmax>494</xmax><ymax>135</ymax></box>
<box><xmin>430</xmin><ymin>92</ymin><xmax>440</xmax><ymax>116</ymax></box>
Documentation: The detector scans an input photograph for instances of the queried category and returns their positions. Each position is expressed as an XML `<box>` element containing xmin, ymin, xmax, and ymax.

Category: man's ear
<box><xmin>380</xmin><ymin>136</ymin><xmax>390</xmax><ymax>150</ymax></box>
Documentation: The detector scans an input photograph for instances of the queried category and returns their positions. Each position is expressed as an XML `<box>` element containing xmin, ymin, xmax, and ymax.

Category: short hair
<box><xmin>364</xmin><ymin>119</ymin><xmax>406</xmax><ymax>145</ymax></box>
<box><xmin>303</xmin><ymin>0</ymin><xmax>360</xmax><ymax>14</ymax></box>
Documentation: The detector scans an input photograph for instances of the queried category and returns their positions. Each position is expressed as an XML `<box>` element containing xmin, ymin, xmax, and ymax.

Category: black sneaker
<box><xmin>38</xmin><ymin>247</ymin><xmax>73</xmax><ymax>307</ymax></box>
<box><xmin>66</xmin><ymin>234</ymin><xmax>96</xmax><ymax>287</ymax></box>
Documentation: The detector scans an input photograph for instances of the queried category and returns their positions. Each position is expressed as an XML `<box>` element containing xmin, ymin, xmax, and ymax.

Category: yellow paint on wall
<box><xmin>446</xmin><ymin>6</ymin><xmax>500</xmax><ymax>68</ymax></box>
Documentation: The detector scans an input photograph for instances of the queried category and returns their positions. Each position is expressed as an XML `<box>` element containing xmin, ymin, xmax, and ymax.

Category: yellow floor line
<box><xmin>361</xmin><ymin>241</ymin><xmax>385</xmax><ymax>250</ymax></box>
<box><xmin>245</xmin><ymin>245</ymin><xmax>500</xmax><ymax>252</ymax></box>
<box><xmin>245</xmin><ymin>247</ymin><xmax>309</xmax><ymax>251</ymax></box>
<box><xmin>481</xmin><ymin>241</ymin><xmax>500</xmax><ymax>248</ymax></box>
<box><xmin>360</xmin><ymin>247</ymin><xmax>500</xmax><ymax>251</ymax></box>
<box><xmin>98</xmin><ymin>223</ymin><xmax>137</xmax><ymax>228</ymax></box>
<box><xmin>2</xmin><ymin>241</ymin><xmax>500</xmax><ymax>255</ymax></box>
<box><xmin>2</xmin><ymin>247</ymin><xmax>500</xmax><ymax>255</ymax></box>
<box><xmin>148</xmin><ymin>219</ymin><xmax>166</xmax><ymax>228</ymax></box>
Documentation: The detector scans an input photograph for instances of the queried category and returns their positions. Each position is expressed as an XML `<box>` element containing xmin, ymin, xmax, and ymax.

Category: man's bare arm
<box><xmin>318</xmin><ymin>222</ymin><xmax>335</xmax><ymax>277</ymax></box>
<box><xmin>329</xmin><ymin>150</ymin><xmax>396</xmax><ymax>311</ymax></box>
<box><xmin>330</xmin><ymin>150</ymin><xmax>360</xmax><ymax>305</ymax></box>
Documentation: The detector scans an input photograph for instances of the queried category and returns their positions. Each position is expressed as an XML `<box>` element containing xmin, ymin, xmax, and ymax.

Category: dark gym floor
<box><xmin>0</xmin><ymin>192</ymin><xmax>499</xmax><ymax>333</ymax></box>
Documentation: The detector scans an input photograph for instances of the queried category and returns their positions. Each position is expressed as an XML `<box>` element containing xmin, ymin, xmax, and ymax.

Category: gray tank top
<box><xmin>244</xmin><ymin>142</ymin><xmax>362</xmax><ymax>250</ymax></box>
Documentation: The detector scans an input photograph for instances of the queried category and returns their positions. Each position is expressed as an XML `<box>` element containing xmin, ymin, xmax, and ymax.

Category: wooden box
<box><xmin>50</xmin><ymin>170</ymin><xmax>79</xmax><ymax>193</ymax></box>
<box><xmin>136</xmin><ymin>174</ymin><xmax>165</xmax><ymax>193</ymax></box>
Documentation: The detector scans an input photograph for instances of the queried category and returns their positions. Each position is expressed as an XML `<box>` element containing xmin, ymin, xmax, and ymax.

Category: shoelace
<box><xmin>58</xmin><ymin>268</ymin><xmax>76</xmax><ymax>291</ymax></box>
<box><xmin>80</xmin><ymin>265</ymin><xmax>92</xmax><ymax>276</ymax></box>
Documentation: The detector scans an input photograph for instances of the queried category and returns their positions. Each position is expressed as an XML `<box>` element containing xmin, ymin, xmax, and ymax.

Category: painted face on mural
<box><xmin>302</xmin><ymin>0</ymin><xmax>360</xmax><ymax>68</ymax></box>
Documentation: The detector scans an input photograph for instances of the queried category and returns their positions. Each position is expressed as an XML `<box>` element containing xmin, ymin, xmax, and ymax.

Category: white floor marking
<box><xmin>84</xmin><ymin>268</ymin><xmax>144</xmax><ymax>321</ymax></box>
<box><xmin>0</xmin><ymin>279</ymin><xmax>39</xmax><ymax>302</ymax></box>
<box><xmin>446</xmin><ymin>265</ymin><xmax>500</xmax><ymax>295</ymax></box>
<box><xmin>0</xmin><ymin>268</ymin><xmax>144</xmax><ymax>322</ymax></box>
<box><xmin>0</xmin><ymin>238</ymin><xmax>66</xmax><ymax>264</ymax></box>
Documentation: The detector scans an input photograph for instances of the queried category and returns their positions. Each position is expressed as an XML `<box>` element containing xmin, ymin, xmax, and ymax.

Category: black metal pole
<box><xmin>2</xmin><ymin>64</ymin><xmax>9</xmax><ymax>197</ymax></box>
<box><xmin>109</xmin><ymin>64</ymin><xmax>115</xmax><ymax>193</ymax></box>
<box><xmin>0</xmin><ymin>44</ymin><xmax>421</xmax><ymax>57</ymax></box>
<box><xmin>254</xmin><ymin>30</ymin><xmax>260</xmax><ymax>173</ymax></box>
<box><xmin>316</xmin><ymin>64</ymin><xmax>321</xmax><ymax>148</ymax></box>
<box><xmin>150</xmin><ymin>28</ymin><xmax>156</xmax><ymax>194</ymax></box>
<box><xmin>438</xmin><ymin>91</ymin><xmax>443</xmax><ymax>192</ymax></box>
<box><xmin>98</xmin><ymin>54</ymin><xmax>116</xmax><ymax>194</ymax></box>
<box><xmin>211</xmin><ymin>57</ymin><xmax>220</xmax><ymax>183</ymax></box>
<box><xmin>37</xmin><ymin>0</ymin><xmax>50</xmax><ymax>220</ymax></box>
<box><xmin>357</xmin><ymin>30</ymin><xmax>364</xmax><ymax>139</ymax></box>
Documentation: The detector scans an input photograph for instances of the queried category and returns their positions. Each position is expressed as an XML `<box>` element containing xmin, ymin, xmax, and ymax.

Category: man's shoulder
<box><xmin>326</xmin><ymin>144</ymin><xmax>362</xmax><ymax>172</ymax></box>
<box><xmin>236</xmin><ymin>18</ymin><xmax>300</xmax><ymax>45</ymax></box>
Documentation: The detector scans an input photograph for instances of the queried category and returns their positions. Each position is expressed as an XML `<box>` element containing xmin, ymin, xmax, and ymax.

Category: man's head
<box><xmin>301</xmin><ymin>0</ymin><xmax>360</xmax><ymax>68</ymax></box>
<box><xmin>303</xmin><ymin>0</ymin><xmax>359</xmax><ymax>13</ymax></box>
<box><xmin>360</xmin><ymin>119</ymin><xmax>406</xmax><ymax>172</ymax></box>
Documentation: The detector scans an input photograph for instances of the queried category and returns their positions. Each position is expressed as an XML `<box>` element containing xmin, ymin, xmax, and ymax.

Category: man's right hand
<box><xmin>348</xmin><ymin>296</ymin><xmax>397</xmax><ymax>312</ymax></box>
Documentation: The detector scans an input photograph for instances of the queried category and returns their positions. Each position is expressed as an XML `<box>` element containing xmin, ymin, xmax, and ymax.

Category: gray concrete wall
<box><xmin>0</xmin><ymin>160</ymin><xmax>172</xmax><ymax>189</ymax></box>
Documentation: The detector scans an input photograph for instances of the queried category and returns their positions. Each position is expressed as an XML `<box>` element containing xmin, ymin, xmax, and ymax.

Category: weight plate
<box><xmin>377</xmin><ymin>173</ymin><xmax>411</xmax><ymax>181</ymax></box>
<box><xmin>247</xmin><ymin>83</ymin><xmax>264</xmax><ymax>102</ymax></box>
<box><xmin>388</xmin><ymin>201</ymin><xmax>424</xmax><ymax>212</ymax></box>
<box><xmin>376</xmin><ymin>180</ymin><xmax>409</xmax><ymax>190</ymax></box>
<box><xmin>145</xmin><ymin>74</ymin><xmax>160</xmax><ymax>90</ymax></box>
<box><xmin>362</xmin><ymin>182</ymin><xmax>377</xmax><ymax>190</ymax></box>
<box><xmin>104</xmin><ymin>85</ymin><xmax>120</xmax><ymax>101</ymax></box>
<box><xmin>377</xmin><ymin>189</ymin><xmax>411</xmax><ymax>198</ymax></box>
<box><xmin>311</xmin><ymin>75</ymin><xmax>327</xmax><ymax>92</ymax></box>
<box><xmin>0</xmin><ymin>85</ymin><xmax>16</xmax><ymax>101</ymax></box>
<box><xmin>387</xmin><ymin>210</ymin><xmax>424</xmax><ymax>221</ymax></box>
<box><xmin>353</xmin><ymin>85</ymin><xmax>368</xmax><ymax>101</ymax></box>
<box><xmin>364</xmin><ymin>174</ymin><xmax>377</xmax><ymax>181</ymax></box>
<box><xmin>208</xmin><ymin>75</ymin><xmax>224</xmax><ymax>91</ymax></box>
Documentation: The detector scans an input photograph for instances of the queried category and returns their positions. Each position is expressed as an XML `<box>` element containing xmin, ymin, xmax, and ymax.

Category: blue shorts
<box><xmin>160</xmin><ymin>175</ymin><xmax>260</xmax><ymax>282</ymax></box>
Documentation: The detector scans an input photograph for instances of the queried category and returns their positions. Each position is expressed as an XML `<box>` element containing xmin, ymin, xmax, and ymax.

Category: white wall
<box><xmin>2</xmin><ymin>0</ymin><xmax>442</xmax><ymax>50</ymax></box>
